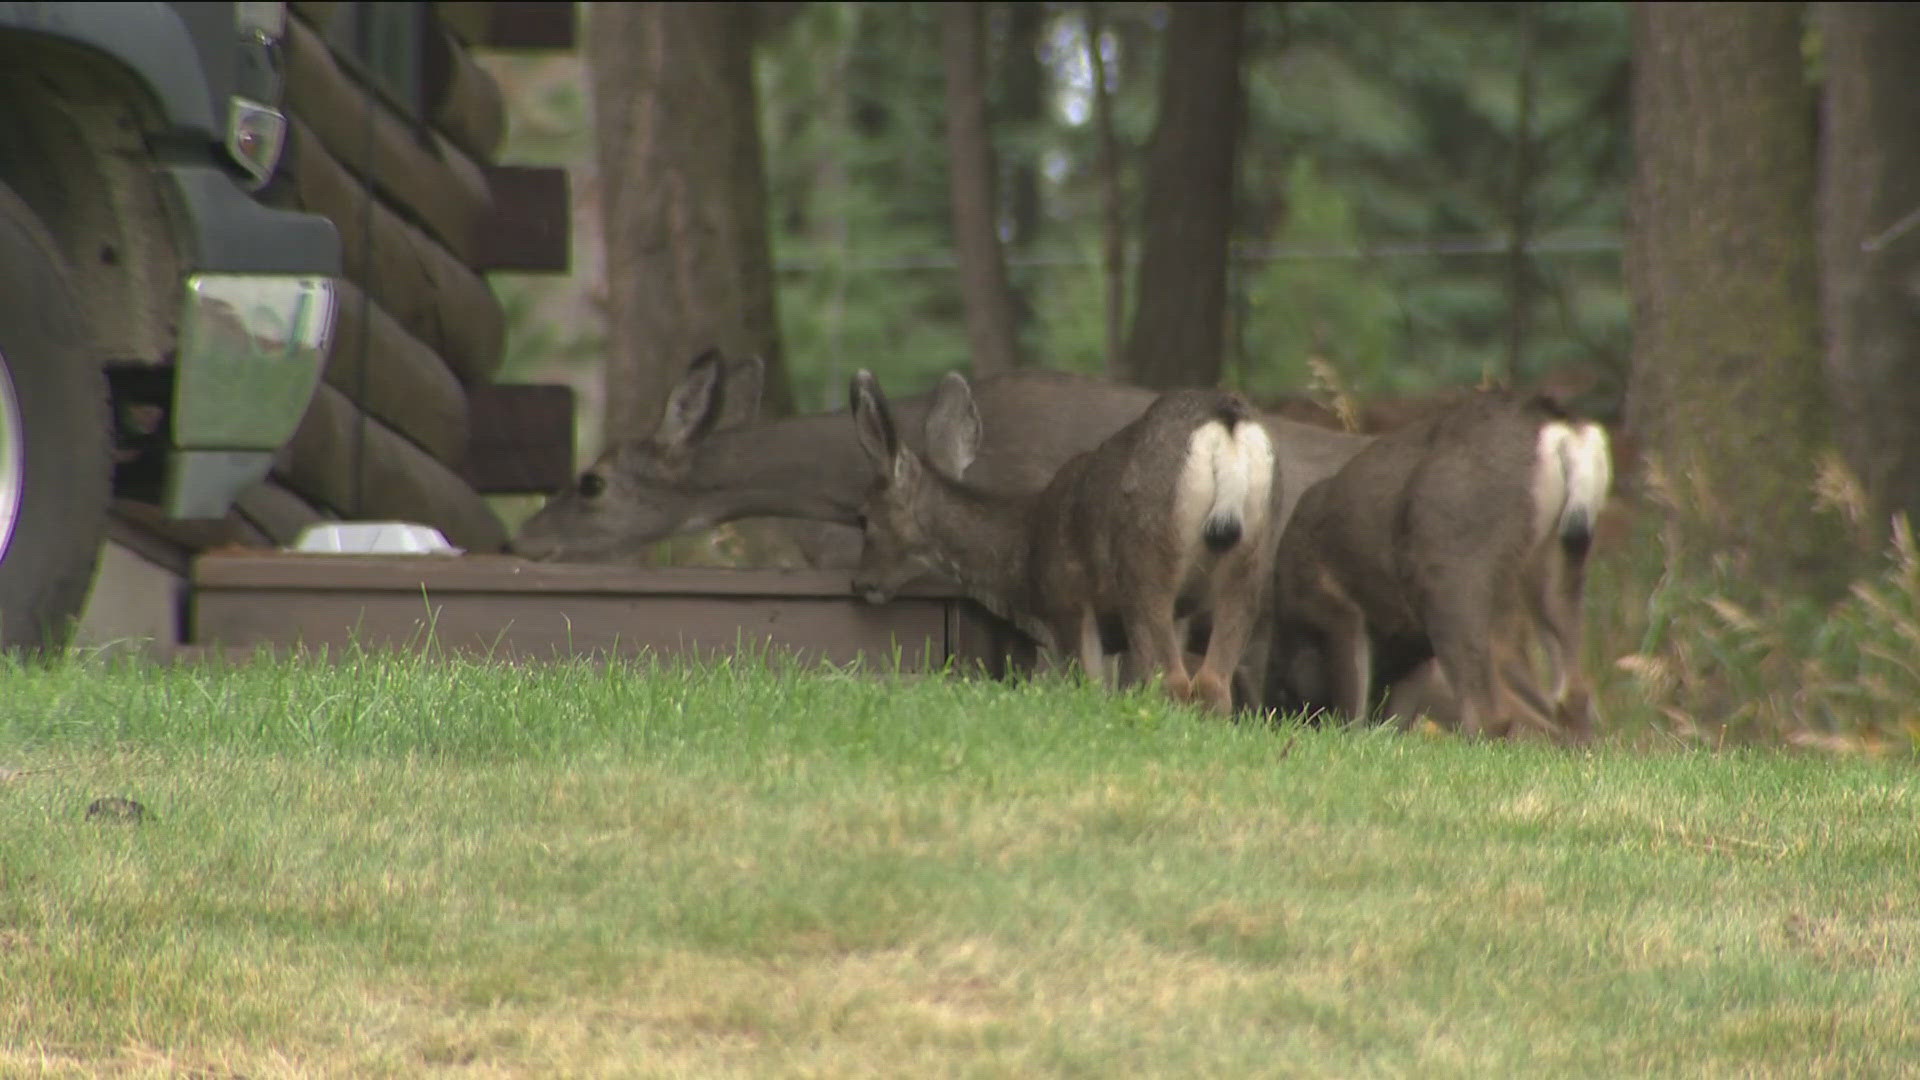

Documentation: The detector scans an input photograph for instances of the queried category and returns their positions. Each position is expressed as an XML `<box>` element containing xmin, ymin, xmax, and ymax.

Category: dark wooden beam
<box><xmin>188</xmin><ymin>558</ymin><xmax>1036</xmax><ymax>675</ymax></box>
<box><xmin>462</xmin><ymin>383</ymin><xmax>576</xmax><ymax>495</ymax></box>
<box><xmin>476</xmin><ymin>165</ymin><xmax>572</xmax><ymax>272</ymax></box>
<box><xmin>438</xmin><ymin>2</ymin><xmax>578</xmax><ymax>50</ymax></box>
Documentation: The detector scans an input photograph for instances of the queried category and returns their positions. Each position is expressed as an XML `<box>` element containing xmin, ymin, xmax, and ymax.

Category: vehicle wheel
<box><xmin>0</xmin><ymin>180</ymin><xmax>111</xmax><ymax>653</ymax></box>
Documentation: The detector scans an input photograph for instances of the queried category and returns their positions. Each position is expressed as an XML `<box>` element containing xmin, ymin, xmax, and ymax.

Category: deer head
<box><xmin>511</xmin><ymin>349</ymin><xmax>763</xmax><ymax>560</ymax></box>
<box><xmin>847</xmin><ymin>371</ymin><xmax>988</xmax><ymax>604</ymax></box>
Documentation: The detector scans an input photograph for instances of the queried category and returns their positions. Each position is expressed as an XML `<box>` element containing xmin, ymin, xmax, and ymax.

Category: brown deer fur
<box><xmin>849</xmin><ymin>370</ymin><xmax>1277</xmax><ymax>714</ymax></box>
<box><xmin>1266</xmin><ymin>391</ymin><xmax>1612</xmax><ymax>740</ymax></box>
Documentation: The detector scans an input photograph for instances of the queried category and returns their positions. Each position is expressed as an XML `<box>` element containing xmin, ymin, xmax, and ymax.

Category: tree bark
<box><xmin>1086</xmin><ymin>2</ymin><xmax>1127</xmax><ymax>378</ymax></box>
<box><xmin>1120</xmin><ymin>1</ymin><xmax>1246</xmax><ymax>390</ymax></box>
<box><xmin>1504</xmin><ymin>4</ymin><xmax>1538</xmax><ymax>384</ymax></box>
<box><xmin>999</xmin><ymin>0</ymin><xmax>1045</xmax><ymax>341</ymax></box>
<box><xmin>587</xmin><ymin>1</ymin><xmax>794</xmax><ymax>440</ymax></box>
<box><xmin>1625</xmin><ymin>2</ymin><xmax>1845</xmax><ymax>594</ymax></box>
<box><xmin>1000</xmin><ymin>1</ymin><xmax>1044</xmax><ymax>249</ymax></box>
<box><xmin>942</xmin><ymin>1</ymin><xmax>1025</xmax><ymax>376</ymax></box>
<box><xmin>1817</xmin><ymin>2</ymin><xmax>1920</xmax><ymax>541</ymax></box>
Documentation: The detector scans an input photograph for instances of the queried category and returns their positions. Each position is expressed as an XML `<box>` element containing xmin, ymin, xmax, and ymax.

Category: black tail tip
<box><xmin>1561</xmin><ymin>509</ymin><xmax>1594</xmax><ymax>558</ymax></box>
<box><xmin>1203</xmin><ymin>516</ymin><xmax>1243</xmax><ymax>553</ymax></box>
<box><xmin>1212</xmin><ymin>394</ymin><xmax>1253</xmax><ymax>429</ymax></box>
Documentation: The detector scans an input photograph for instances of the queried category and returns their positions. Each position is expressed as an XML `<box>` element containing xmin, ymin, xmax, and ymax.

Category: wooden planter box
<box><xmin>188</xmin><ymin>553</ymin><xmax>1037</xmax><ymax>675</ymax></box>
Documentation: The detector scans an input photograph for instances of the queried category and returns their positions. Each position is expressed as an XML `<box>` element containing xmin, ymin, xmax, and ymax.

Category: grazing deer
<box><xmin>511</xmin><ymin>349</ymin><xmax>771</xmax><ymax>562</ymax></box>
<box><xmin>510</xmin><ymin>351</ymin><xmax>1371</xmax><ymax>569</ymax></box>
<box><xmin>509</xmin><ymin>349</ymin><xmax>1476</xmax><ymax>717</ymax></box>
<box><xmin>1266</xmin><ymin>392</ymin><xmax>1612</xmax><ymax>741</ymax></box>
<box><xmin>849</xmin><ymin>370</ymin><xmax>1276</xmax><ymax>714</ymax></box>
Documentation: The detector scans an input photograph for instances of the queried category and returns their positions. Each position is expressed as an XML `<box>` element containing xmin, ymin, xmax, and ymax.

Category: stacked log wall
<box><xmin>216</xmin><ymin>0</ymin><xmax>578</xmax><ymax>553</ymax></box>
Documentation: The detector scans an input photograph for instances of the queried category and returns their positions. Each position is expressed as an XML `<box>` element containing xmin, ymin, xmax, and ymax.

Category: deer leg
<box><xmin>1381</xmin><ymin>660</ymin><xmax>1453</xmax><ymax>730</ymax></box>
<box><xmin>1488</xmin><ymin>593</ymin><xmax>1562</xmax><ymax>740</ymax></box>
<box><xmin>1232</xmin><ymin>610</ymin><xmax>1275</xmax><ymax>716</ymax></box>
<box><xmin>1499</xmin><ymin>650</ymin><xmax>1561</xmax><ymax>736</ymax></box>
<box><xmin>1518</xmin><ymin>547</ymin><xmax>1594</xmax><ymax>743</ymax></box>
<box><xmin>1379</xmin><ymin>650</ymin><xmax>1549</xmax><ymax>735</ymax></box>
<box><xmin>1116</xmin><ymin>633</ymin><xmax>1150</xmax><ymax>689</ymax></box>
<box><xmin>1434</xmin><ymin>644</ymin><xmax>1502</xmax><ymax>739</ymax></box>
<box><xmin>1072</xmin><ymin>608</ymin><xmax>1110</xmax><ymax>691</ymax></box>
<box><xmin>1188</xmin><ymin>550</ymin><xmax>1267</xmax><ymax>715</ymax></box>
<box><xmin>1123</xmin><ymin>602</ymin><xmax>1191</xmax><ymax>704</ymax></box>
<box><xmin>1424</xmin><ymin>574</ymin><xmax>1514</xmax><ymax>740</ymax></box>
<box><xmin>1323</xmin><ymin>605</ymin><xmax>1373</xmax><ymax>723</ymax></box>
<box><xmin>1292</xmin><ymin>592</ymin><xmax>1370</xmax><ymax>724</ymax></box>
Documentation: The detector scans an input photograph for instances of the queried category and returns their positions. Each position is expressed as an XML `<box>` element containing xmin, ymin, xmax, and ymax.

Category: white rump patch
<box><xmin>1533</xmin><ymin>421</ymin><xmax>1614</xmax><ymax>542</ymax></box>
<box><xmin>1175</xmin><ymin>418</ymin><xmax>1276</xmax><ymax>557</ymax></box>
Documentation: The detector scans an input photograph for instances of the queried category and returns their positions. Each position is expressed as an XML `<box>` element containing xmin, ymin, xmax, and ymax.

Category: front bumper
<box><xmin>159</xmin><ymin>160</ymin><xmax>340</xmax><ymax>521</ymax></box>
<box><xmin>163</xmin><ymin>271</ymin><xmax>336</xmax><ymax>519</ymax></box>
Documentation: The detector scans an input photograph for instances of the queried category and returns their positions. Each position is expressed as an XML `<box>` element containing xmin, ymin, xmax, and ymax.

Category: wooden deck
<box><xmin>187</xmin><ymin>553</ymin><xmax>1037</xmax><ymax>674</ymax></box>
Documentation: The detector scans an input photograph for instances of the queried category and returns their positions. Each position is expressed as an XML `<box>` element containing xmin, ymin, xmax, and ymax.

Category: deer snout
<box><xmin>851</xmin><ymin>562</ymin><xmax>908</xmax><ymax>605</ymax></box>
<box><xmin>851</xmin><ymin>575</ymin><xmax>893</xmax><ymax>606</ymax></box>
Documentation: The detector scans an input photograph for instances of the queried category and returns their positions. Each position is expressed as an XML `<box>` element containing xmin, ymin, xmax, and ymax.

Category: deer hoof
<box><xmin>1555</xmin><ymin>712</ymin><xmax>1597</xmax><ymax>747</ymax></box>
<box><xmin>1185</xmin><ymin>669</ymin><xmax>1234</xmax><ymax>715</ymax></box>
<box><xmin>1161</xmin><ymin>668</ymin><xmax>1194</xmax><ymax>703</ymax></box>
<box><xmin>1554</xmin><ymin>697</ymin><xmax>1596</xmax><ymax>746</ymax></box>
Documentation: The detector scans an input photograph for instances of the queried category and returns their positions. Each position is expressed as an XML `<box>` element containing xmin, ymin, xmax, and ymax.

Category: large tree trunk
<box><xmin>1086</xmin><ymin>1</ymin><xmax>1127</xmax><ymax>378</ymax></box>
<box><xmin>1504</xmin><ymin>4</ymin><xmax>1539</xmax><ymax>384</ymax></box>
<box><xmin>1817</xmin><ymin>2</ymin><xmax>1920</xmax><ymax>541</ymax></box>
<box><xmin>942</xmin><ymin>1</ymin><xmax>1025</xmax><ymax>376</ymax></box>
<box><xmin>999</xmin><ymin>1</ymin><xmax>1044</xmax><ymax>249</ymax></box>
<box><xmin>1121</xmin><ymin>1</ymin><xmax>1246</xmax><ymax>390</ymax></box>
<box><xmin>999</xmin><ymin>0</ymin><xmax>1045</xmax><ymax>341</ymax></box>
<box><xmin>1625</xmin><ymin>2</ymin><xmax>1845</xmax><ymax>595</ymax></box>
<box><xmin>587</xmin><ymin>2</ymin><xmax>794</xmax><ymax>439</ymax></box>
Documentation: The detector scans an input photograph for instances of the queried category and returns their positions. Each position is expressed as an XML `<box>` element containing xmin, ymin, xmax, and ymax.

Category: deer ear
<box><xmin>719</xmin><ymin>356</ymin><xmax>765</xmax><ymax>429</ymax></box>
<box><xmin>890</xmin><ymin>441</ymin><xmax>921</xmax><ymax>488</ymax></box>
<box><xmin>656</xmin><ymin>349</ymin><xmax>727</xmax><ymax>452</ymax></box>
<box><xmin>850</xmin><ymin>370</ymin><xmax>899</xmax><ymax>473</ymax></box>
<box><xmin>924</xmin><ymin>371</ymin><xmax>981</xmax><ymax>479</ymax></box>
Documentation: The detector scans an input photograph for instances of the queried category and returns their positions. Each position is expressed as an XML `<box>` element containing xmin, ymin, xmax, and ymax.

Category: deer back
<box><xmin>1280</xmin><ymin>394</ymin><xmax>1562</xmax><ymax>616</ymax></box>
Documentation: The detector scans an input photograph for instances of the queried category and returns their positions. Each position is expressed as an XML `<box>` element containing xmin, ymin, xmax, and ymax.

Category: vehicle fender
<box><xmin>0</xmin><ymin>2</ymin><xmax>221</xmax><ymax>138</ymax></box>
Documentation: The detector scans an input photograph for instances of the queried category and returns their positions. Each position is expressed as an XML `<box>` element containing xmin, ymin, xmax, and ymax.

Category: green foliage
<box><xmin>751</xmin><ymin>0</ymin><xmax>1631</xmax><ymax>407</ymax></box>
<box><xmin>1238</xmin><ymin>158</ymin><xmax>1404</xmax><ymax>400</ymax></box>
<box><xmin>482</xmin><ymin>2</ymin><xmax>1631</xmax><ymax>427</ymax></box>
<box><xmin>759</xmin><ymin>2</ymin><xmax>973</xmax><ymax>410</ymax></box>
<box><xmin>1239</xmin><ymin>1</ymin><xmax>1631</xmax><ymax>395</ymax></box>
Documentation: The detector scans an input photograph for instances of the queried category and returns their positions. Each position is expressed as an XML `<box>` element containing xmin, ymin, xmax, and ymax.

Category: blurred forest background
<box><xmin>485</xmin><ymin>1</ymin><xmax>1628</xmax><ymax>452</ymax></box>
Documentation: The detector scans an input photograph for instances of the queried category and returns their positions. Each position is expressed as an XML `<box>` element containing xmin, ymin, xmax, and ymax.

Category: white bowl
<box><xmin>292</xmin><ymin>521</ymin><xmax>463</xmax><ymax>555</ymax></box>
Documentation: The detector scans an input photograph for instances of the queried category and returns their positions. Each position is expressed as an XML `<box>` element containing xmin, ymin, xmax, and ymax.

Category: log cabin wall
<box><xmin>118</xmin><ymin>1</ymin><xmax>578</xmax><ymax>557</ymax></box>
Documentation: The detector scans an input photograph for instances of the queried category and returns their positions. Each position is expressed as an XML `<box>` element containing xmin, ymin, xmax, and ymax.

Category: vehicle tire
<box><xmin>0</xmin><ymin>180</ymin><xmax>111</xmax><ymax>653</ymax></box>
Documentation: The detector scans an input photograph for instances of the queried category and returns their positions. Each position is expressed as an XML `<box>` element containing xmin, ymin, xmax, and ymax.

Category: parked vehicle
<box><xmin>0</xmin><ymin>1</ymin><xmax>339</xmax><ymax>649</ymax></box>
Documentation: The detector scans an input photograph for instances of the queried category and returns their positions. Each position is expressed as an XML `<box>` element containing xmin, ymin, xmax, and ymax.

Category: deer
<box><xmin>1264</xmin><ymin>391</ymin><xmax>1613</xmax><ymax>741</ymax></box>
<box><xmin>509</xmin><ymin>349</ymin><xmax>1371</xmax><ymax>569</ymax></box>
<box><xmin>847</xmin><ymin>369</ymin><xmax>1276</xmax><ymax>714</ymax></box>
<box><xmin>508</xmin><ymin>349</ymin><xmax>1513</xmax><ymax>718</ymax></box>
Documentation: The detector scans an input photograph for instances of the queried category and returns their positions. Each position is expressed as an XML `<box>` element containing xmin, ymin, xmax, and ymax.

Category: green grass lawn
<box><xmin>2</xmin><ymin>649</ymin><xmax>1916</xmax><ymax>1077</ymax></box>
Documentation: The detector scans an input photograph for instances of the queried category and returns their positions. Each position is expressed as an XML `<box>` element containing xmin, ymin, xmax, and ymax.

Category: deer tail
<box><xmin>1534</xmin><ymin>419</ymin><xmax>1612</xmax><ymax>558</ymax></box>
<box><xmin>1182</xmin><ymin>402</ymin><xmax>1276</xmax><ymax>554</ymax></box>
